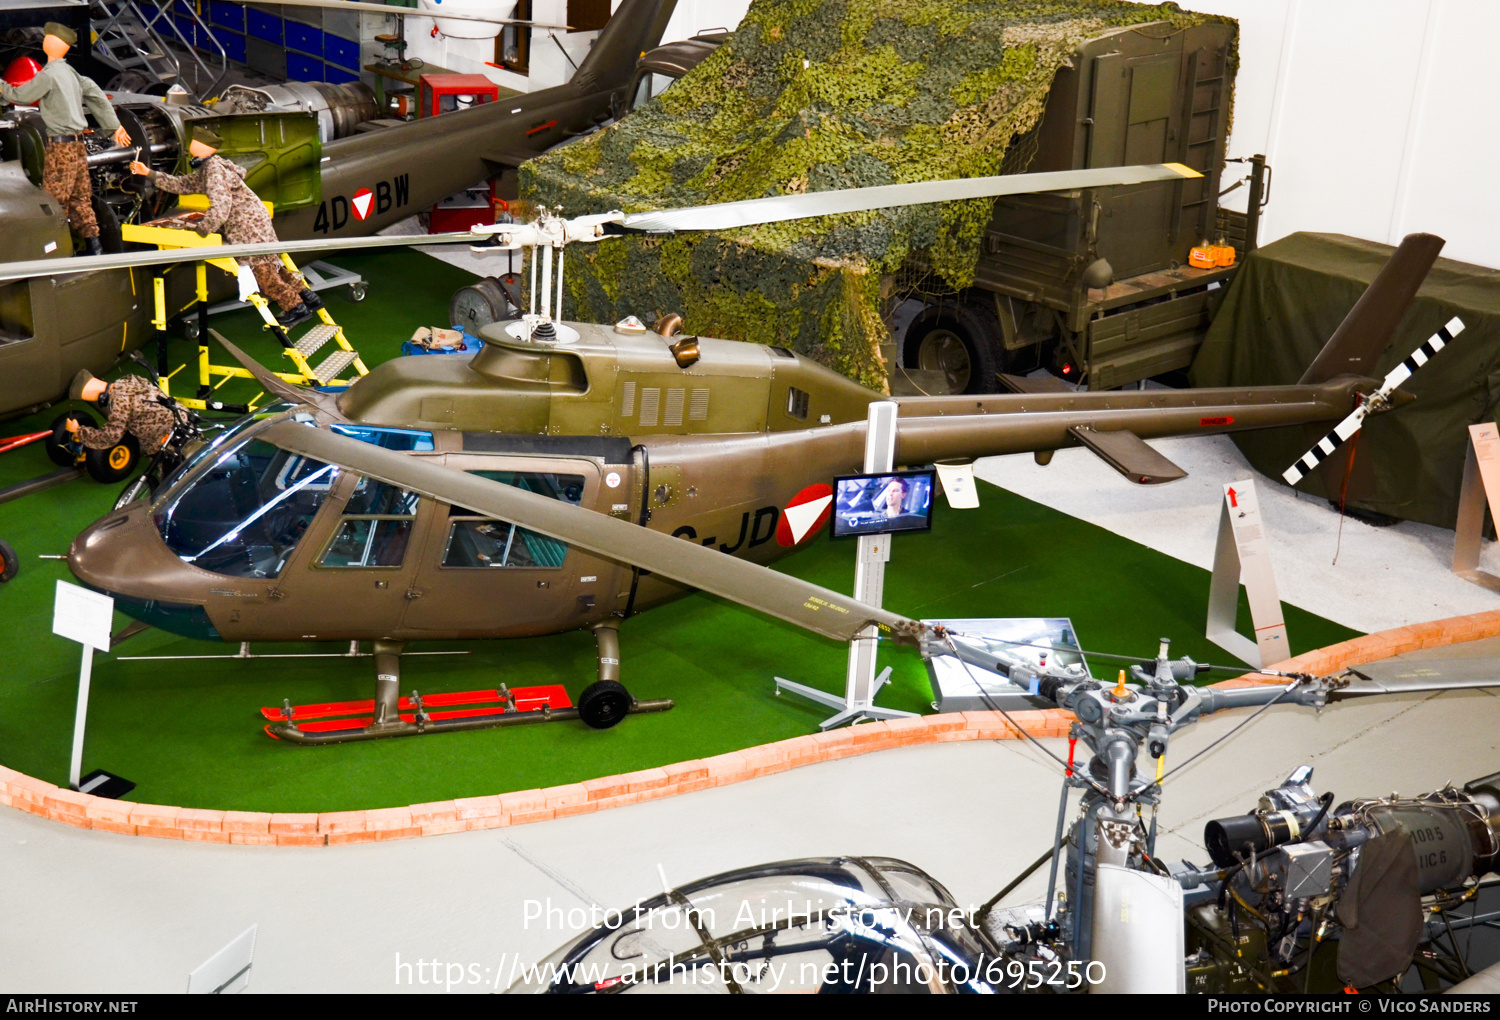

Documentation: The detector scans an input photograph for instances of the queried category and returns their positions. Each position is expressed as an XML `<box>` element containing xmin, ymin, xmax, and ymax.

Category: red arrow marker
<box><xmin>1227</xmin><ymin>487</ymin><xmax>1239</xmax><ymax>507</ymax></box>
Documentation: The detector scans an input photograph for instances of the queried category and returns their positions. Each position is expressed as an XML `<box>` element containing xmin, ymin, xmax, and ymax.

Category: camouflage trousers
<box><xmin>247</xmin><ymin>255</ymin><xmax>304</xmax><ymax>313</ymax></box>
<box><xmin>43</xmin><ymin>141</ymin><xmax>98</xmax><ymax>240</ymax></box>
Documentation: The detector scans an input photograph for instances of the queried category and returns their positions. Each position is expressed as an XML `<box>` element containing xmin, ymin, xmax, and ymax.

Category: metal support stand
<box><xmin>1205</xmin><ymin>478</ymin><xmax>1288</xmax><ymax>669</ymax></box>
<box><xmin>1453</xmin><ymin>422</ymin><xmax>1500</xmax><ymax>592</ymax></box>
<box><xmin>68</xmin><ymin>643</ymin><xmax>95</xmax><ymax>791</ymax></box>
<box><xmin>776</xmin><ymin>401</ymin><xmax>919</xmax><ymax>729</ymax></box>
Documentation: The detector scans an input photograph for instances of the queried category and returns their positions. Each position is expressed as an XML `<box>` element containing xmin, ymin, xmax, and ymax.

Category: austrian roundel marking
<box><xmin>352</xmin><ymin>188</ymin><xmax>375</xmax><ymax>221</ymax></box>
<box><xmin>776</xmin><ymin>484</ymin><xmax>834</xmax><ymax>547</ymax></box>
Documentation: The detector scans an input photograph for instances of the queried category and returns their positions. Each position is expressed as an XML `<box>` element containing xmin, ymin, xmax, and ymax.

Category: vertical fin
<box><xmin>572</xmin><ymin>0</ymin><xmax>679</xmax><ymax>90</ymax></box>
<box><xmin>1297</xmin><ymin>233</ymin><xmax>1445</xmax><ymax>385</ymax></box>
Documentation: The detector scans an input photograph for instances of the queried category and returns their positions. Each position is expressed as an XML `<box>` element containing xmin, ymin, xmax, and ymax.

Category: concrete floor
<box><xmin>975</xmin><ymin>433</ymin><xmax>1500</xmax><ymax>636</ymax></box>
<box><xmin>3</xmin><ymin>641</ymin><xmax>1497</xmax><ymax>993</ymax></box>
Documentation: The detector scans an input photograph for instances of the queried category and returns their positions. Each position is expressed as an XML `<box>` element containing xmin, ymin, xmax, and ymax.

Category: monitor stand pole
<box><xmin>775</xmin><ymin>400</ymin><xmax>919</xmax><ymax>730</ymax></box>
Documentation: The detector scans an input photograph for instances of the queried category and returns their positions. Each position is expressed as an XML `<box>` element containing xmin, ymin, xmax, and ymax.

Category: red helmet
<box><xmin>3</xmin><ymin>56</ymin><xmax>41</xmax><ymax>87</ymax></box>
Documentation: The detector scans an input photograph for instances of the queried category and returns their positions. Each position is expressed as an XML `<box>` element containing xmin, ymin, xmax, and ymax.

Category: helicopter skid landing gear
<box><xmin>262</xmin><ymin>635</ymin><xmax>673</xmax><ymax>744</ymax></box>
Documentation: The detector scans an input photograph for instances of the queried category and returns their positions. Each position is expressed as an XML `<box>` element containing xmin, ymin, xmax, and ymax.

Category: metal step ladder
<box><xmin>251</xmin><ymin>254</ymin><xmax>369</xmax><ymax>386</ymax></box>
<box><xmin>89</xmin><ymin>0</ymin><xmax>229</xmax><ymax>96</ymax></box>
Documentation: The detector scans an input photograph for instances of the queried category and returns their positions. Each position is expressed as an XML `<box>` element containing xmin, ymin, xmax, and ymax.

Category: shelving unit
<box><xmin>174</xmin><ymin>0</ymin><xmax>411</xmax><ymax>86</ymax></box>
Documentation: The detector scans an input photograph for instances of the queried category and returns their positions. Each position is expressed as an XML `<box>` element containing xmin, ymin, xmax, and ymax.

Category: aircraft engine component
<box><xmin>216</xmin><ymin>82</ymin><xmax>381</xmax><ymax>143</ymax></box>
<box><xmin>1209</xmin><ymin>772</ymin><xmax>1500</xmax><ymax>908</ymax></box>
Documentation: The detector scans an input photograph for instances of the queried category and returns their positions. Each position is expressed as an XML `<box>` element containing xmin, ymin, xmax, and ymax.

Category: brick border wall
<box><xmin>7</xmin><ymin>608</ymin><xmax>1500</xmax><ymax>846</ymax></box>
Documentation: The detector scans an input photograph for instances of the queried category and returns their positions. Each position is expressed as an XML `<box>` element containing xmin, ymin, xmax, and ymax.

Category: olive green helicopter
<box><xmin>36</xmin><ymin>160</ymin><xmax>1453</xmax><ymax>744</ymax></box>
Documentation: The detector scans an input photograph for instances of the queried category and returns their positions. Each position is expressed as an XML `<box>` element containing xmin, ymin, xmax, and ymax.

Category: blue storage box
<box><xmin>246</xmin><ymin>7</ymin><xmax>281</xmax><ymax>44</ymax></box>
<box><xmin>324</xmin><ymin>33</ymin><xmax>358</xmax><ymax>70</ymax></box>
<box><xmin>324</xmin><ymin>63</ymin><xmax>360</xmax><ymax>84</ymax></box>
<box><xmin>220</xmin><ymin>30</ymin><xmax>246</xmax><ymax>63</ymax></box>
<box><xmin>285</xmin><ymin>20</ymin><xmax>321</xmax><ymax>55</ymax></box>
<box><xmin>287</xmin><ymin>50</ymin><xmax>323</xmax><ymax>82</ymax></box>
<box><xmin>209</xmin><ymin>1</ymin><xmax>243</xmax><ymax>31</ymax></box>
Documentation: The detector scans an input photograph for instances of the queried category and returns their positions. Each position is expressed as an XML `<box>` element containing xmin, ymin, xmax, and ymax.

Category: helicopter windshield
<box><xmin>152</xmin><ymin>422</ymin><xmax>436</xmax><ymax>579</ymax></box>
<box><xmin>150</xmin><ymin>403</ymin><xmax>296</xmax><ymax>507</ymax></box>
<box><xmin>154</xmin><ymin>435</ymin><xmax>336</xmax><ymax>579</ymax></box>
<box><xmin>511</xmin><ymin>858</ymin><xmax>999</xmax><ymax>994</ymax></box>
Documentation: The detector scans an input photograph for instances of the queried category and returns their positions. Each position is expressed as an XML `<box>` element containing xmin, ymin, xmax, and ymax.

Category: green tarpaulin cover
<box><xmin>522</xmin><ymin>0</ymin><xmax>1231</xmax><ymax>389</ymax></box>
<box><xmin>1189</xmin><ymin>232</ymin><xmax>1500</xmax><ymax>529</ymax></box>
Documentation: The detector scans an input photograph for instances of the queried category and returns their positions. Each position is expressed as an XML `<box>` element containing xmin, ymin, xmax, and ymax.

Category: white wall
<box><xmin>1180</xmin><ymin>0</ymin><xmax>1500</xmax><ymax>268</ymax></box>
<box><xmin>399</xmin><ymin>0</ymin><xmax>753</xmax><ymax>93</ymax></box>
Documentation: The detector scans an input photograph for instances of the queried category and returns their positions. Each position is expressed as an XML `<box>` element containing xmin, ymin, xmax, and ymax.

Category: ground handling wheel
<box><xmin>45</xmin><ymin>410</ymin><xmax>95</xmax><ymax>467</ymax></box>
<box><xmin>577</xmin><ymin>680</ymin><xmax>633</xmax><ymax>730</ymax></box>
<box><xmin>0</xmin><ymin>538</ymin><xmax>17</xmax><ymax>582</ymax></box>
<box><xmin>85</xmin><ymin>432</ymin><xmax>142</xmax><ymax>483</ymax></box>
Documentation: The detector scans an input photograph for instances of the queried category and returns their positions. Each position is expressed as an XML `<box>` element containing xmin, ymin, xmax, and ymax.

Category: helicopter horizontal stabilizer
<box><xmin>1069</xmin><ymin>426</ymin><xmax>1187</xmax><ymax>485</ymax></box>
<box><xmin>261</xmin><ymin>421</ymin><xmax>916</xmax><ymax>646</ymax></box>
<box><xmin>486</xmin><ymin>147</ymin><xmax>552</xmax><ymax>170</ymax></box>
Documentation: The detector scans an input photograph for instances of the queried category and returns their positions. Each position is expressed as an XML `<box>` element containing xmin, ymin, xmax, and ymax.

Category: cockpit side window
<box><xmin>442</xmin><ymin>471</ymin><xmax>584</xmax><ymax>569</ymax></box>
<box><xmin>155</xmin><ymin>437</ymin><xmax>335</xmax><ymax>579</ymax></box>
<box><xmin>319</xmin><ymin>477</ymin><xmax>421</xmax><ymax>568</ymax></box>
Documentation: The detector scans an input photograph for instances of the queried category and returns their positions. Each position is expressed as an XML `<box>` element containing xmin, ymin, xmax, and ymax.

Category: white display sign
<box><xmin>1206</xmin><ymin>479</ymin><xmax>1289</xmax><ymax>669</ymax></box>
<box><xmin>188</xmin><ymin>925</ymin><xmax>258</xmax><ymax>994</ymax></box>
<box><xmin>53</xmin><ymin>581</ymin><xmax>114</xmax><ymax>651</ymax></box>
<box><xmin>934</xmin><ymin>460</ymin><xmax>980</xmax><ymax>509</ymax></box>
<box><xmin>1452</xmin><ymin>423</ymin><xmax>1500</xmax><ymax>592</ymax></box>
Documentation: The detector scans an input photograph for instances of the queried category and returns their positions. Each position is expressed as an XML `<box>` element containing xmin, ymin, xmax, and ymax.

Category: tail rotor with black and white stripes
<box><xmin>1282</xmin><ymin>317</ymin><xmax>1465</xmax><ymax>487</ymax></box>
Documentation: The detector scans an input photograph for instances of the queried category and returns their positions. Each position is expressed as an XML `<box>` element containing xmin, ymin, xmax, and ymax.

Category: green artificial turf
<box><xmin>0</xmin><ymin>249</ymin><xmax>1363</xmax><ymax>813</ymax></box>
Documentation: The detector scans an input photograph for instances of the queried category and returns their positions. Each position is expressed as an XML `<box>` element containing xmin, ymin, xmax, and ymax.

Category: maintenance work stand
<box><xmin>120</xmin><ymin>202</ymin><xmax>369</xmax><ymax>413</ymax></box>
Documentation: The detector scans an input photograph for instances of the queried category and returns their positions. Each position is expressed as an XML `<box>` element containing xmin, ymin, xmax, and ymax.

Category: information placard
<box><xmin>52</xmin><ymin>580</ymin><xmax>114</xmax><ymax>651</ymax></box>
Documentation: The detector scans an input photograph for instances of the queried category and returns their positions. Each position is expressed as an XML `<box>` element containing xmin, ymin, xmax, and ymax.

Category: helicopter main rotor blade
<box><xmin>261</xmin><ymin>420</ymin><xmax>916</xmax><ymax>645</ymax></box>
<box><xmin>208</xmin><ymin>330</ymin><xmax>348</xmax><ymax>422</ymax></box>
<box><xmin>0</xmin><ymin>232</ymin><xmax>485</xmax><ymax>283</ymax></box>
<box><xmin>1326</xmin><ymin>656</ymin><xmax>1500</xmax><ymax>700</ymax></box>
<box><xmin>619</xmin><ymin>163</ymin><xmax>1202</xmax><ymax>234</ymax></box>
<box><xmin>263</xmin><ymin>0</ymin><xmax>571</xmax><ymax>28</ymax></box>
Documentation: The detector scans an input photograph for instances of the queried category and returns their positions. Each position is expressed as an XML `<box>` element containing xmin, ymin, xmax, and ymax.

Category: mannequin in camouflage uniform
<box><xmin>129</xmin><ymin>124</ymin><xmax>319</xmax><ymax>328</ymax></box>
<box><xmin>0</xmin><ymin>23</ymin><xmax>134</xmax><ymax>256</ymax></box>
<box><xmin>65</xmin><ymin>370</ymin><xmax>175</xmax><ymax>455</ymax></box>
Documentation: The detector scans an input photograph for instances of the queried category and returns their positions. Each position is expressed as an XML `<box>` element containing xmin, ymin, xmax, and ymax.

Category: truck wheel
<box><xmin>578</xmin><ymin>680</ymin><xmax>632</xmax><ymax>730</ymax></box>
<box><xmin>45</xmin><ymin>410</ymin><xmax>96</xmax><ymax>466</ymax></box>
<box><xmin>903</xmin><ymin>302</ymin><xmax>1002</xmax><ymax>394</ymax></box>
<box><xmin>84</xmin><ymin>433</ymin><xmax>142</xmax><ymax>483</ymax></box>
<box><xmin>0</xmin><ymin>539</ymin><xmax>17</xmax><ymax>582</ymax></box>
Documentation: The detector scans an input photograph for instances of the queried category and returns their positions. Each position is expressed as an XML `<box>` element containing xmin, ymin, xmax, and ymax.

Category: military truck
<box><xmin>606</xmin><ymin>21</ymin><xmax>1267</xmax><ymax>395</ymax></box>
<box><xmin>901</xmin><ymin>21</ymin><xmax>1267</xmax><ymax>393</ymax></box>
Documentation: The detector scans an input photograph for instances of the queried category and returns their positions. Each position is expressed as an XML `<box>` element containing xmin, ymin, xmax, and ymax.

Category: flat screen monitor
<box><xmin>831</xmin><ymin>470</ymin><xmax>935</xmax><ymax>539</ymax></box>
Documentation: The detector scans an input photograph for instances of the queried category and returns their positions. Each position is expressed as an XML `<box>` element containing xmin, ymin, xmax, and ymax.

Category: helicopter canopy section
<box><xmin>522</xmin><ymin>0</ymin><xmax>1234</xmax><ymax>388</ymax></box>
<box><xmin>151</xmin><ymin>415</ymin><xmax>434</xmax><ymax>580</ymax></box>
<box><xmin>508</xmin><ymin>857</ymin><xmax>1001</xmax><ymax>994</ymax></box>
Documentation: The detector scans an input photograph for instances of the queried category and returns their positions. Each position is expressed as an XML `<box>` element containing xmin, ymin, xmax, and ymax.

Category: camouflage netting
<box><xmin>522</xmin><ymin>0</ymin><xmax>1233</xmax><ymax>389</ymax></box>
